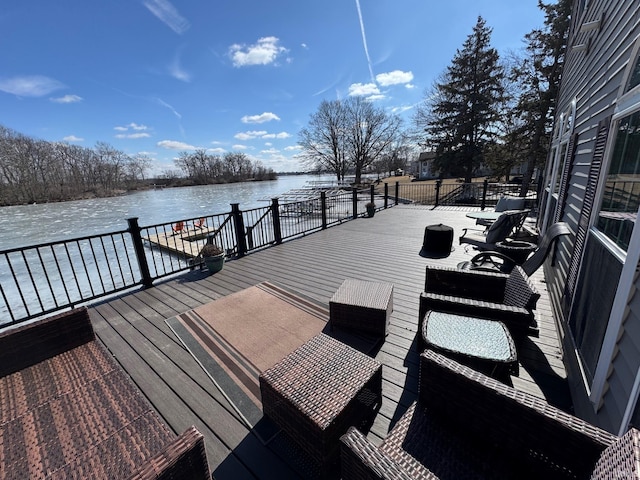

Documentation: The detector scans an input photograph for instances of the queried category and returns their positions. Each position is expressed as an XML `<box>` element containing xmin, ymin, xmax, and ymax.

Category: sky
<box><xmin>0</xmin><ymin>0</ymin><xmax>546</xmax><ymax>176</ymax></box>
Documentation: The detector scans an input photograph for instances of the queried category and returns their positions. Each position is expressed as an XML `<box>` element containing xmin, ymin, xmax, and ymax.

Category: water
<box><xmin>0</xmin><ymin>174</ymin><xmax>333</xmax><ymax>251</ymax></box>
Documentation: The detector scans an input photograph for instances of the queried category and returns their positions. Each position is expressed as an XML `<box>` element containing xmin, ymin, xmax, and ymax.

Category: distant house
<box><xmin>539</xmin><ymin>0</ymin><xmax>640</xmax><ymax>436</ymax></box>
<box><xmin>414</xmin><ymin>151</ymin><xmax>437</xmax><ymax>180</ymax></box>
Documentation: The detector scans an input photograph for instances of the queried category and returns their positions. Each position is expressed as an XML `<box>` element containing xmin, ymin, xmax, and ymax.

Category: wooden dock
<box><xmin>144</xmin><ymin>226</ymin><xmax>218</xmax><ymax>257</ymax></box>
<box><xmin>88</xmin><ymin>205</ymin><xmax>570</xmax><ymax>479</ymax></box>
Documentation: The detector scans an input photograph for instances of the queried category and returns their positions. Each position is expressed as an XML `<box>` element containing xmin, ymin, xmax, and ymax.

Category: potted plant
<box><xmin>365</xmin><ymin>202</ymin><xmax>376</xmax><ymax>218</ymax></box>
<box><xmin>200</xmin><ymin>243</ymin><xmax>225</xmax><ymax>273</ymax></box>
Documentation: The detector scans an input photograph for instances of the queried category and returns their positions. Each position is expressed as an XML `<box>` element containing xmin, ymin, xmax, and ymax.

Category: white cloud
<box><xmin>115</xmin><ymin>132</ymin><xmax>151</xmax><ymax>139</ymax></box>
<box><xmin>241</xmin><ymin>112</ymin><xmax>280</xmax><ymax>124</ymax></box>
<box><xmin>229</xmin><ymin>37</ymin><xmax>288</xmax><ymax>67</ymax></box>
<box><xmin>234</xmin><ymin>130</ymin><xmax>267</xmax><ymax>140</ymax></box>
<box><xmin>376</xmin><ymin>70</ymin><xmax>414</xmax><ymax>86</ymax></box>
<box><xmin>157</xmin><ymin>140</ymin><xmax>199</xmax><ymax>150</ymax></box>
<box><xmin>63</xmin><ymin>135</ymin><xmax>83</xmax><ymax>142</ymax></box>
<box><xmin>391</xmin><ymin>105</ymin><xmax>414</xmax><ymax>114</ymax></box>
<box><xmin>263</xmin><ymin>132</ymin><xmax>291</xmax><ymax>139</ymax></box>
<box><xmin>208</xmin><ymin>147</ymin><xmax>226</xmax><ymax>154</ymax></box>
<box><xmin>405</xmin><ymin>83</ymin><xmax>415</xmax><ymax>89</ymax></box>
<box><xmin>0</xmin><ymin>75</ymin><xmax>65</xmax><ymax>97</ymax></box>
<box><xmin>261</xmin><ymin>148</ymin><xmax>279</xmax><ymax>155</ymax></box>
<box><xmin>115</xmin><ymin>122</ymin><xmax>149</xmax><ymax>131</ymax></box>
<box><xmin>284</xmin><ymin>145</ymin><xmax>302</xmax><ymax>151</ymax></box>
<box><xmin>50</xmin><ymin>94</ymin><xmax>83</xmax><ymax>103</ymax></box>
<box><xmin>232</xmin><ymin>144</ymin><xmax>249</xmax><ymax>150</ymax></box>
<box><xmin>366</xmin><ymin>94</ymin><xmax>386</xmax><ymax>102</ymax></box>
<box><xmin>143</xmin><ymin>0</ymin><xmax>190</xmax><ymax>34</ymax></box>
<box><xmin>348</xmin><ymin>82</ymin><xmax>380</xmax><ymax>97</ymax></box>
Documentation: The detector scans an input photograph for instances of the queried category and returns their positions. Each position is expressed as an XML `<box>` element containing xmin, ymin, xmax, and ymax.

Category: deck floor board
<box><xmin>86</xmin><ymin>205</ymin><xmax>570</xmax><ymax>478</ymax></box>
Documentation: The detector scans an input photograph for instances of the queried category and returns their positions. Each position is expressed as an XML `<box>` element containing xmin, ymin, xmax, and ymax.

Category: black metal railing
<box><xmin>1</xmin><ymin>181</ymin><xmax>536</xmax><ymax>326</ymax></box>
<box><xmin>396</xmin><ymin>179</ymin><xmax>537</xmax><ymax>210</ymax></box>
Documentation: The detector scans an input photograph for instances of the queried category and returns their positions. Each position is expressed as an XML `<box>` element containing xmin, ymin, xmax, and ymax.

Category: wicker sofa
<box><xmin>341</xmin><ymin>350</ymin><xmax>640</xmax><ymax>480</ymax></box>
<box><xmin>0</xmin><ymin>307</ymin><xmax>210</xmax><ymax>480</ymax></box>
<box><xmin>422</xmin><ymin>265</ymin><xmax>540</xmax><ymax>340</ymax></box>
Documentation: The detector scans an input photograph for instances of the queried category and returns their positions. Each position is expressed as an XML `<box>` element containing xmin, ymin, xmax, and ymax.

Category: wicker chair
<box><xmin>0</xmin><ymin>307</ymin><xmax>211</xmax><ymax>480</ymax></box>
<box><xmin>459</xmin><ymin>210</ymin><xmax>530</xmax><ymax>251</ymax></box>
<box><xmin>458</xmin><ymin>222</ymin><xmax>571</xmax><ymax>275</ymax></box>
<box><xmin>341</xmin><ymin>350</ymin><xmax>640</xmax><ymax>480</ymax></box>
<box><xmin>422</xmin><ymin>265</ymin><xmax>540</xmax><ymax>340</ymax></box>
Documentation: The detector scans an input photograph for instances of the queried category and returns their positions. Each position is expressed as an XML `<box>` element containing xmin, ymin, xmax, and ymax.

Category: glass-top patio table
<box><xmin>422</xmin><ymin>310</ymin><xmax>518</xmax><ymax>381</ymax></box>
<box><xmin>465</xmin><ymin>211</ymin><xmax>503</xmax><ymax>222</ymax></box>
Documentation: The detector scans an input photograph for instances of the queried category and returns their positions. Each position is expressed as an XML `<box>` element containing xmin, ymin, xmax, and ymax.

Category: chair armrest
<box><xmin>468</xmin><ymin>250</ymin><xmax>516</xmax><ymax>272</ymax></box>
<box><xmin>127</xmin><ymin>426</ymin><xmax>211</xmax><ymax>480</ymax></box>
<box><xmin>419</xmin><ymin>292</ymin><xmax>537</xmax><ymax>341</ymax></box>
<box><xmin>340</xmin><ymin>427</ymin><xmax>435</xmax><ymax>480</ymax></box>
<box><xmin>425</xmin><ymin>266</ymin><xmax>507</xmax><ymax>304</ymax></box>
<box><xmin>419</xmin><ymin>351</ymin><xmax>616</xmax><ymax>478</ymax></box>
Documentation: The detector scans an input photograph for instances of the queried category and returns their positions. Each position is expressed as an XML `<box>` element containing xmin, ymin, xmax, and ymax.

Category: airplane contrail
<box><xmin>354</xmin><ymin>0</ymin><xmax>376</xmax><ymax>84</ymax></box>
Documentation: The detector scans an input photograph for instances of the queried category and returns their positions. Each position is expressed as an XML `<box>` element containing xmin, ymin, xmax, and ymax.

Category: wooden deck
<box><xmin>88</xmin><ymin>205</ymin><xmax>570</xmax><ymax>479</ymax></box>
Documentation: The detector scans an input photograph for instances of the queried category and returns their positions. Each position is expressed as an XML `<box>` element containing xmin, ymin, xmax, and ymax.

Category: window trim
<box><xmin>542</xmin><ymin>100</ymin><xmax>577</xmax><ymax>232</ymax></box>
<box><xmin>589</xmin><ymin>43</ymin><xmax>640</xmax><ymax>428</ymax></box>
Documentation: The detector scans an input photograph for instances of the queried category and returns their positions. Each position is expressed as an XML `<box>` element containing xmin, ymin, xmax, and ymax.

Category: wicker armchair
<box><xmin>0</xmin><ymin>307</ymin><xmax>211</xmax><ymax>480</ymax></box>
<box><xmin>341</xmin><ymin>350</ymin><xmax>640</xmax><ymax>480</ymax></box>
<box><xmin>459</xmin><ymin>210</ymin><xmax>530</xmax><ymax>251</ymax></box>
<box><xmin>422</xmin><ymin>265</ymin><xmax>540</xmax><ymax>340</ymax></box>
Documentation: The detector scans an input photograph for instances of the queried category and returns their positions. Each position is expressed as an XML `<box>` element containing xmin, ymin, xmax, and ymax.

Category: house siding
<box><xmin>544</xmin><ymin>0</ymin><xmax>640</xmax><ymax>434</ymax></box>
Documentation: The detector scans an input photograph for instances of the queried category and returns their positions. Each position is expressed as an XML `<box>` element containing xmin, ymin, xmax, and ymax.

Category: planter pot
<box><xmin>366</xmin><ymin>206</ymin><xmax>376</xmax><ymax>218</ymax></box>
<box><xmin>203</xmin><ymin>254</ymin><xmax>225</xmax><ymax>274</ymax></box>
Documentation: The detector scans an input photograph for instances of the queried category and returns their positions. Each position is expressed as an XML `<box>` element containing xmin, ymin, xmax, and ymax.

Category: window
<box><xmin>627</xmin><ymin>54</ymin><xmax>640</xmax><ymax>92</ymax></box>
<box><xmin>596</xmin><ymin>111</ymin><xmax>640</xmax><ymax>250</ymax></box>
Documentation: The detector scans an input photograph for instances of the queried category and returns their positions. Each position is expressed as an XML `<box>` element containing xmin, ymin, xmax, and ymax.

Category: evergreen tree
<box><xmin>417</xmin><ymin>16</ymin><xmax>505</xmax><ymax>182</ymax></box>
<box><xmin>511</xmin><ymin>0</ymin><xmax>571</xmax><ymax>194</ymax></box>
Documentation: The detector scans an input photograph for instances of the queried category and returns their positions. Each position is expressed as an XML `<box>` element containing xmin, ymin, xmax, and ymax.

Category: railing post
<box><xmin>127</xmin><ymin>217</ymin><xmax>153</xmax><ymax>288</ymax></box>
<box><xmin>395</xmin><ymin>181</ymin><xmax>399</xmax><ymax>205</ymax></box>
<box><xmin>481</xmin><ymin>179</ymin><xmax>489</xmax><ymax>210</ymax></box>
<box><xmin>321</xmin><ymin>191</ymin><xmax>328</xmax><ymax>229</ymax></box>
<box><xmin>435</xmin><ymin>179</ymin><xmax>442</xmax><ymax>207</ymax></box>
<box><xmin>384</xmin><ymin>183</ymin><xmax>389</xmax><ymax>209</ymax></box>
<box><xmin>231</xmin><ymin>203</ymin><xmax>247</xmax><ymax>257</ymax></box>
<box><xmin>352</xmin><ymin>189</ymin><xmax>358</xmax><ymax>219</ymax></box>
<box><xmin>271</xmin><ymin>198</ymin><xmax>282</xmax><ymax>244</ymax></box>
<box><xmin>370</xmin><ymin>184</ymin><xmax>375</xmax><ymax>205</ymax></box>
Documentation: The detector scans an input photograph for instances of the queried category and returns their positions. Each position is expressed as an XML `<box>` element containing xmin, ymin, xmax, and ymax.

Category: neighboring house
<box><xmin>415</xmin><ymin>151</ymin><xmax>437</xmax><ymax>180</ymax></box>
<box><xmin>540</xmin><ymin>0</ymin><xmax>640</xmax><ymax>436</ymax></box>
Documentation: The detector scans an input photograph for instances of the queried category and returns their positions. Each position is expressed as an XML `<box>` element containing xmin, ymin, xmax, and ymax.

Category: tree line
<box><xmin>0</xmin><ymin>126</ymin><xmax>276</xmax><ymax>206</ymax></box>
<box><xmin>298</xmin><ymin>0</ymin><xmax>571</xmax><ymax>194</ymax></box>
<box><xmin>173</xmin><ymin>150</ymin><xmax>276</xmax><ymax>185</ymax></box>
<box><xmin>0</xmin><ymin>125</ymin><xmax>152</xmax><ymax>206</ymax></box>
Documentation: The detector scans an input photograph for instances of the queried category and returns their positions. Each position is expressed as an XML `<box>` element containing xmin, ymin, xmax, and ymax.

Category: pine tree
<box><xmin>510</xmin><ymin>0</ymin><xmax>571</xmax><ymax>195</ymax></box>
<box><xmin>419</xmin><ymin>16</ymin><xmax>505</xmax><ymax>182</ymax></box>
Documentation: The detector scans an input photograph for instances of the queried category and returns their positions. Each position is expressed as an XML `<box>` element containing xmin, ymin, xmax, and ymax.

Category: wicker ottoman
<box><xmin>329</xmin><ymin>279</ymin><xmax>394</xmax><ymax>337</ymax></box>
<box><xmin>259</xmin><ymin>333</ymin><xmax>382</xmax><ymax>469</ymax></box>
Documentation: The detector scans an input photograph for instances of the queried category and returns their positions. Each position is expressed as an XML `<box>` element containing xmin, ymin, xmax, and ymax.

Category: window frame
<box><xmin>588</xmin><ymin>40</ymin><xmax>640</xmax><ymax>433</ymax></box>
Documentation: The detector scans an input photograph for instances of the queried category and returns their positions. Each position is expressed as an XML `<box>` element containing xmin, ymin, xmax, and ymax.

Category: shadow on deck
<box><xmin>88</xmin><ymin>205</ymin><xmax>570</xmax><ymax>479</ymax></box>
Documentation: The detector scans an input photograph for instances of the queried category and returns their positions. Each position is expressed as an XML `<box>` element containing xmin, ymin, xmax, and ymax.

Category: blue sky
<box><xmin>1</xmin><ymin>0</ymin><xmax>545</xmax><ymax>175</ymax></box>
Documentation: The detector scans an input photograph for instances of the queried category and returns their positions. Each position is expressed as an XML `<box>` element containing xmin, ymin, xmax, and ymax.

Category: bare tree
<box><xmin>298</xmin><ymin>100</ymin><xmax>349</xmax><ymax>182</ymax></box>
<box><xmin>344</xmin><ymin>96</ymin><xmax>403</xmax><ymax>184</ymax></box>
<box><xmin>298</xmin><ymin>97</ymin><xmax>402</xmax><ymax>183</ymax></box>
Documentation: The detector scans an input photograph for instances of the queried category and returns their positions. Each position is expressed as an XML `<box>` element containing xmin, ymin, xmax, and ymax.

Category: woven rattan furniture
<box><xmin>259</xmin><ymin>333</ymin><xmax>382</xmax><ymax>470</ymax></box>
<box><xmin>0</xmin><ymin>307</ymin><xmax>210</xmax><ymax>480</ymax></box>
<box><xmin>421</xmin><ymin>310</ymin><xmax>518</xmax><ymax>381</ymax></box>
<box><xmin>329</xmin><ymin>278</ymin><xmax>393</xmax><ymax>337</ymax></box>
<box><xmin>422</xmin><ymin>265</ymin><xmax>540</xmax><ymax>340</ymax></box>
<box><xmin>458</xmin><ymin>221</ymin><xmax>572</xmax><ymax>275</ymax></box>
<box><xmin>459</xmin><ymin>209</ymin><xmax>530</xmax><ymax>251</ymax></box>
<box><xmin>341</xmin><ymin>350</ymin><xmax>640</xmax><ymax>480</ymax></box>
